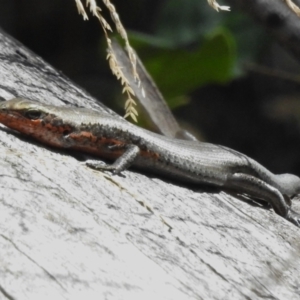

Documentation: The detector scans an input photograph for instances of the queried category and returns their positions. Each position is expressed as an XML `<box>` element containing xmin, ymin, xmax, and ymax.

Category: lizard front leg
<box><xmin>85</xmin><ymin>144</ymin><xmax>140</xmax><ymax>175</ymax></box>
<box><xmin>226</xmin><ymin>173</ymin><xmax>300</xmax><ymax>227</ymax></box>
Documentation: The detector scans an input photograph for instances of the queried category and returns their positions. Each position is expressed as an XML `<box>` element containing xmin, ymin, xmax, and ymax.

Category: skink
<box><xmin>1</xmin><ymin>98</ymin><xmax>300</xmax><ymax>226</ymax></box>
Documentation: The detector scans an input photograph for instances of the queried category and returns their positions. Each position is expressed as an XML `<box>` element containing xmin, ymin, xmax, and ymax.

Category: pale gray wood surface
<box><xmin>1</xmin><ymin>29</ymin><xmax>300</xmax><ymax>300</ymax></box>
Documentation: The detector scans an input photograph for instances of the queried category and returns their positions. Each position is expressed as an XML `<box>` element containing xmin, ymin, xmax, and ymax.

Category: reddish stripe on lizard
<box><xmin>0</xmin><ymin>110</ymin><xmax>159</xmax><ymax>160</ymax></box>
<box><xmin>66</xmin><ymin>131</ymin><xmax>160</xmax><ymax>160</ymax></box>
<box><xmin>0</xmin><ymin>111</ymin><xmax>72</xmax><ymax>148</ymax></box>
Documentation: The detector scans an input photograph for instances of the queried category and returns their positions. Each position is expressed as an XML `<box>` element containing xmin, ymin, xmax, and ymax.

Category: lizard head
<box><xmin>0</xmin><ymin>98</ymin><xmax>73</xmax><ymax>147</ymax></box>
<box><xmin>0</xmin><ymin>98</ymin><xmax>48</xmax><ymax>123</ymax></box>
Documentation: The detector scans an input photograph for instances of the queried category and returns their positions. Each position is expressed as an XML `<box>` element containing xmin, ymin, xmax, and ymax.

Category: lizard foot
<box><xmin>84</xmin><ymin>145</ymin><xmax>139</xmax><ymax>175</ymax></box>
<box><xmin>286</xmin><ymin>209</ymin><xmax>300</xmax><ymax>227</ymax></box>
<box><xmin>84</xmin><ymin>160</ymin><xmax>120</xmax><ymax>174</ymax></box>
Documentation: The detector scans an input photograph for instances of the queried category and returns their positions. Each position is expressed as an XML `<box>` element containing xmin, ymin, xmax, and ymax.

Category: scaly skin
<box><xmin>1</xmin><ymin>98</ymin><xmax>300</xmax><ymax>226</ymax></box>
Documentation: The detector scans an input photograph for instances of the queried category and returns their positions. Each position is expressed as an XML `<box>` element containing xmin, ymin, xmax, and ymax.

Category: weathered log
<box><xmin>1</xmin><ymin>28</ymin><xmax>300</xmax><ymax>300</ymax></box>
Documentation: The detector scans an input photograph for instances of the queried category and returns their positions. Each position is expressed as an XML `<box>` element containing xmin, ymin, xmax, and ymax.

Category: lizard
<box><xmin>0</xmin><ymin>98</ymin><xmax>300</xmax><ymax>226</ymax></box>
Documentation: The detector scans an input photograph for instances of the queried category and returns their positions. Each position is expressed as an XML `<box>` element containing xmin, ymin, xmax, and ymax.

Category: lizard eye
<box><xmin>24</xmin><ymin>110</ymin><xmax>43</xmax><ymax>120</ymax></box>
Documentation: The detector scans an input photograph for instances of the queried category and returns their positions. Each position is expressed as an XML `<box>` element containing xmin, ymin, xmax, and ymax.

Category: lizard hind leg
<box><xmin>226</xmin><ymin>173</ymin><xmax>300</xmax><ymax>227</ymax></box>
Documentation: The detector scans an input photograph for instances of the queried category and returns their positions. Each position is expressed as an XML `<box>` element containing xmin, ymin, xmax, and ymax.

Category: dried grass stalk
<box><xmin>207</xmin><ymin>0</ymin><xmax>230</xmax><ymax>11</ymax></box>
<box><xmin>284</xmin><ymin>0</ymin><xmax>300</xmax><ymax>16</ymax></box>
<box><xmin>75</xmin><ymin>0</ymin><xmax>140</xmax><ymax>121</ymax></box>
<box><xmin>74</xmin><ymin>0</ymin><xmax>230</xmax><ymax>120</ymax></box>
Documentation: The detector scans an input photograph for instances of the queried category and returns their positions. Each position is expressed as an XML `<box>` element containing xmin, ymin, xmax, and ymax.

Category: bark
<box><xmin>227</xmin><ymin>0</ymin><xmax>300</xmax><ymax>62</ymax></box>
<box><xmin>1</xmin><ymin>28</ymin><xmax>300</xmax><ymax>300</ymax></box>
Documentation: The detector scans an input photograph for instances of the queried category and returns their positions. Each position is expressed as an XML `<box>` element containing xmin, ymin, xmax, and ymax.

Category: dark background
<box><xmin>1</xmin><ymin>0</ymin><xmax>300</xmax><ymax>174</ymax></box>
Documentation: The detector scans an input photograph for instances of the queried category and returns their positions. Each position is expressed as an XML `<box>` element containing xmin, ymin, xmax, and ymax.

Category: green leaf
<box><xmin>129</xmin><ymin>28</ymin><xmax>236</xmax><ymax>102</ymax></box>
